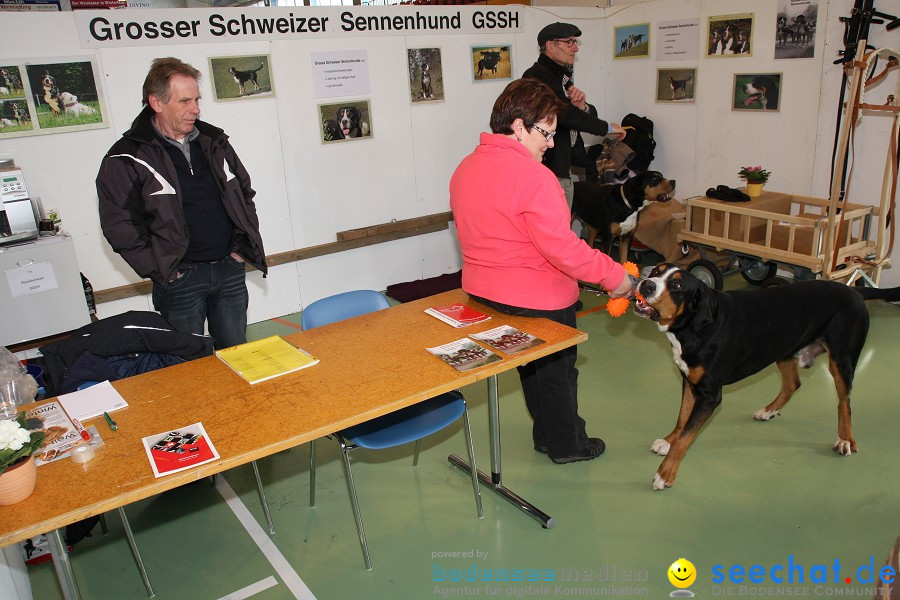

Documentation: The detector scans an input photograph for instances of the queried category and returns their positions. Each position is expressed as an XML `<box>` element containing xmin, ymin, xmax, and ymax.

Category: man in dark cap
<box><xmin>523</xmin><ymin>22</ymin><xmax>626</xmax><ymax>212</ymax></box>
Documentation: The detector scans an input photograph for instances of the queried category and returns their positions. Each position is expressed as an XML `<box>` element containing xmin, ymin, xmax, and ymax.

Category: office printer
<box><xmin>0</xmin><ymin>163</ymin><xmax>39</xmax><ymax>246</ymax></box>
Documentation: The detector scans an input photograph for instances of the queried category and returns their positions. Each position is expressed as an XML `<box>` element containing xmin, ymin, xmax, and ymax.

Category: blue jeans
<box><xmin>152</xmin><ymin>256</ymin><xmax>248</xmax><ymax>350</ymax></box>
<box><xmin>468</xmin><ymin>294</ymin><xmax>587</xmax><ymax>456</ymax></box>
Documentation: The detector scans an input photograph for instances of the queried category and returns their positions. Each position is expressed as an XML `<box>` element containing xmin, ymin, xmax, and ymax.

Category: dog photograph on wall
<box><xmin>209</xmin><ymin>55</ymin><xmax>273</xmax><ymax>102</ymax></box>
<box><xmin>24</xmin><ymin>59</ymin><xmax>106</xmax><ymax>133</ymax></box>
<box><xmin>471</xmin><ymin>45</ymin><xmax>512</xmax><ymax>82</ymax></box>
<box><xmin>0</xmin><ymin>66</ymin><xmax>33</xmax><ymax>135</ymax></box>
<box><xmin>656</xmin><ymin>68</ymin><xmax>697</xmax><ymax>103</ymax></box>
<box><xmin>707</xmin><ymin>14</ymin><xmax>754</xmax><ymax>56</ymax></box>
<box><xmin>733</xmin><ymin>73</ymin><xmax>782</xmax><ymax>112</ymax></box>
<box><xmin>318</xmin><ymin>99</ymin><xmax>372</xmax><ymax>143</ymax></box>
<box><xmin>614</xmin><ymin>23</ymin><xmax>651</xmax><ymax>59</ymax></box>
<box><xmin>407</xmin><ymin>48</ymin><xmax>444</xmax><ymax>103</ymax></box>
<box><xmin>775</xmin><ymin>0</ymin><xmax>818</xmax><ymax>59</ymax></box>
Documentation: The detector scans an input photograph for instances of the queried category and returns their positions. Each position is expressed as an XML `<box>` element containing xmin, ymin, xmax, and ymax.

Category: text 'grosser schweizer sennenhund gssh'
<box><xmin>572</xmin><ymin>171</ymin><xmax>675</xmax><ymax>262</ymax></box>
<box><xmin>633</xmin><ymin>263</ymin><xmax>900</xmax><ymax>490</ymax></box>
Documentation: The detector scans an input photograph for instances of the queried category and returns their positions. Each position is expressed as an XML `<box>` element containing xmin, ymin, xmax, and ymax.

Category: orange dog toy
<box><xmin>606</xmin><ymin>261</ymin><xmax>640</xmax><ymax>317</ymax></box>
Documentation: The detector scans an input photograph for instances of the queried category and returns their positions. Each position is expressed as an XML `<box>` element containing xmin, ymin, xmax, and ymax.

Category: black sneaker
<box><xmin>548</xmin><ymin>438</ymin><xmax>606</xmax><ymax>464</ymax></box>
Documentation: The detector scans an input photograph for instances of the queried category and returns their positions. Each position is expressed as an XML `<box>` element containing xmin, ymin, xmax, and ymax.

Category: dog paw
<box><xmin>652</xmin><ymin>473</ymin><xmax>671</xmax><ymax>490</ymax></box>
<box><xmin>833</xmin><ymin>438</ymin><xmax>857</xmax><ymax>456</ymax></box>
<box><xmin>752</xmin><ymin>408</ymin><xmax>780</xmax><ymax>421</ymax></box>
<box><xmin>650</xmin><ymin>439</ymin><xmax>670</xmax><ymax>455</ymax></box>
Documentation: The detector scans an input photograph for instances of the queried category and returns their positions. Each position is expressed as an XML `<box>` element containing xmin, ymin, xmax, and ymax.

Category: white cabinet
<box><xmin>0</xmin><ymin>234</ymin><xmax>90</xmax><ymax>346</ymax></box>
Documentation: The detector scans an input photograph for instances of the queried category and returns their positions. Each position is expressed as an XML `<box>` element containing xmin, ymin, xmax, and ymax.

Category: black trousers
<box><xmin>468</xmin><ymin>294</ymin><xmax>588</xmax><ymax>456</ymax></box>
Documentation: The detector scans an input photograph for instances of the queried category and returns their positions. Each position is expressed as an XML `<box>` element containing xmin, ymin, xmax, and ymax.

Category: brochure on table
<box><xmin>469</xmin><ymin>325</ymin><xmax>545</xmax><ymax>354</ymax></box>
<box><xmin>24</xmin><ymin>401</ymin><xmax>104</xmax><ymax>465</ymax></box>
<box><xmin>142</xmin><ymin>422</ymin><xmax>219</xmax><ymax>477</ymax></box>
<box><xmin>426</xmin><ymin>338</ymin><xmax>502</xmax><ymax>372</ymax></box>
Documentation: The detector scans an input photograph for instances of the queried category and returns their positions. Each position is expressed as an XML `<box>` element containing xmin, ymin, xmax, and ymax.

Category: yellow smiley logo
<box><xmin>668</xmin><ymin>558</ymin><xmax>696</xmax><ymax>588</ymax></box>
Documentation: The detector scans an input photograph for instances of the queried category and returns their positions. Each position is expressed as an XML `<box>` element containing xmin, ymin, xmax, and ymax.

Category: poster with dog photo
<box><xmin>0</xmin><ymin>66</ymin><xmax>33</xmax><ymax>136</ymax></box>
<box><xmin>318</xmin><ymin>99</ymin><xmax>372</xmax><ymax>143</ymax></box>
<box><xmin>209</xmin><ymin>55</ymin><xmax>274</xmax><ymax>102</ymax></box>
<box><xmin>733</xmin><ymin>73</ymin><xmax>782</xmax><ymax>112</ymax></box>
<box><xmin>614</xmin><ymin>23</ymin><xmax>650</xmax><ymax>59</ymax></box>
<box><xmin>707</xmin><ymin>14</ymin><xmax>753</xmax><ymax>56</ymax></box>
<box><xmin>407</xmin><ymin>48</ymin><xmax>444</xmax><ymax>103</ymax></box>
<box><xmin>471</xmin><ymin>45</ymin><xmax>512</xmax><ymax>82</ymax></box>
<box><xmin>775</xmin><ymin>0</ymin><xmax>818</xmax><ymax>59</ymax></box>
<box><xmin>23</xmin><ymin>59</ymin><xmax>106</xmax><ymax>134</ymax></box>
<box><xmin>656</xmin><ymin>68</ymin><xmax>697</xmax><ymax>103</ymax></box>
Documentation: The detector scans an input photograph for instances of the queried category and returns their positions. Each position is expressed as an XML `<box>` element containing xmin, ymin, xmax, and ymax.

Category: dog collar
<box><xmin>620</xmin><ymin>185</ymin><xmax>638</xmax><ymax>211</ymax></box>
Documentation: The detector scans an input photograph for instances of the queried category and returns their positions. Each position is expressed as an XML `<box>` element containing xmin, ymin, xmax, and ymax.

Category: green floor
<box><xmin>26</xmin><ymin>267</ymin><xmax>900</xmax><ymax>600</ymax></box>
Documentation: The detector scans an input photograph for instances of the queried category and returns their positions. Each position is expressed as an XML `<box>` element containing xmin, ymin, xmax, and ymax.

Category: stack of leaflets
<box><xmin>469</xmin><ymin>325</ymin><xmax>545</xmax><ymax>354</ymax></box>
<box><xmin>216</xmin><ymin>335</ymin><xmax>319</xmax><ymax>384</ymax></box>
<box><xmin>426</xmin><ymin>338</ymin><xmax>502</xmax><ymax>372</ymax></box>
<box><xmin>424</xmin><ymin>304</ymin><xmax>492</xmax><ymax>328</ymax></box>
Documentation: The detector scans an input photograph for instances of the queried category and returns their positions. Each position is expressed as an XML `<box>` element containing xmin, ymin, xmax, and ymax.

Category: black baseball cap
<box><xmin>537</xmin><ymin>22</ymin><xmax>582</xmax><ymax>45</ymax></box>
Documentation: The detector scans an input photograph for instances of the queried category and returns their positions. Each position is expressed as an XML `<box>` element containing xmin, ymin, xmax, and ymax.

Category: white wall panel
<box><xmin>1</xmin><ymin>1</ymin><xmax>896</xmax><ymax>333</ymax></box>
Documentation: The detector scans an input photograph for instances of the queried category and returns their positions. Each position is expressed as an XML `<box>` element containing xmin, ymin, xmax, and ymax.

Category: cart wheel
<box><xmin>761</xmin><ymin>276</ymin><xmax>791</xmax><ymax>288</ymax></box>
<box><xmin>681</xmin><ymin>243</ymin><xmax>691</xmax><ymax>256</ymax></box>
<box><xmin>687</xmin><ymin>259</ymin><xmax>724</xmax><ymax>290</ymax></box>
<box><xmin>739</xmin><ymin>259</ymin><xmax>778</xmax><ymax>285</ymax></box>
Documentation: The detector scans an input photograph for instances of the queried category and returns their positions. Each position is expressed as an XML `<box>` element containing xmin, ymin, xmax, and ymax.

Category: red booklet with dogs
<box><xmin>142</xmin><ymin>422</ymin><xmax>219</xmax><ymax>477</ymax></box>
<box><xmin>424</xmin><ymin>304</ymin><xmax>491</xmax><ymax>328</ymax></box>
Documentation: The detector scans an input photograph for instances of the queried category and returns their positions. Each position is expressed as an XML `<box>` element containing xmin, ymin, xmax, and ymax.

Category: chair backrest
<box><xmin>301</xmin><ymin>290</ymin><xmax>391</xmax><ymax>330</ymax></box>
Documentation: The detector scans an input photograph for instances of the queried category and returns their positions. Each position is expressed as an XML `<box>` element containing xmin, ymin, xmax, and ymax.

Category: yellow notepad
<box><xmin>215</xmin><ymin>336</ymin><xmax>319</xmax><ymax>384</ymax></box>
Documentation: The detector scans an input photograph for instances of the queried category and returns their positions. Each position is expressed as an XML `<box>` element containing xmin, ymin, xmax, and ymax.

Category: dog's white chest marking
<box><xmin>620</xmin><ymin>211</ymin><xmax>639</xmax><ymax>235</ymax></box>
<box><xmin>665</xmin><ymin>332</ymin><xmax>688</xmax><ymax>374</ymax></box>
<box><xmin>621</xmin><ymin>200</ymin><xmax>651</xmax><ymax>235</ymax></box>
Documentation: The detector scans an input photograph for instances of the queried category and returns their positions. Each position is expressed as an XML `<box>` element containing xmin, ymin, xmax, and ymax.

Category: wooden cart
<box><xmin>677</xmin><ymin>190</ymin><xmax>878</xmax><ymax>288</ymax></box>
<box><xmin>677</xmin><ymin>40</ymin><xmax>897</xmax><ymax>289</ymax></box>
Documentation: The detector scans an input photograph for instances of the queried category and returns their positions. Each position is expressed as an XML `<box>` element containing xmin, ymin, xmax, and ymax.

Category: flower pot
<box><xmin>746</xmin><ymin>182</ymin><xmax>764</xmax><ymax>197</ymax></box>
<box><xmin>0</xmin><ymin>456</ymin><xmax>37</xmax><ymax>505</ymax></box>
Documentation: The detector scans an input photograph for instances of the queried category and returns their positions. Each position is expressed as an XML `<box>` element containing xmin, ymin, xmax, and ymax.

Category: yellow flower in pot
<box><xmin>0</xmin><ymin>412</ymin><xmax>46</xmax><ymax>505</ymax></box>
<box><xmin>738</xmin><ymin>165</ymin><xmax>771</xmax><ymax>197</ymax></box>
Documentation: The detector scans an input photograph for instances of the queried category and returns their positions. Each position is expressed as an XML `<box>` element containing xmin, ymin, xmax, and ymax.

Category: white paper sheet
<box><xmin>58</xmin><ymin>380</ymin><xmax>128</xmax><ymax>421</ymax></box>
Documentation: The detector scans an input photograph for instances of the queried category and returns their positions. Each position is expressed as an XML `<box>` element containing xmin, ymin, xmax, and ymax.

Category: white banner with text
<box><xmin>74</xmin><ymin>6</ymin><xmax>522</xmax><ymax>48</ymax></box>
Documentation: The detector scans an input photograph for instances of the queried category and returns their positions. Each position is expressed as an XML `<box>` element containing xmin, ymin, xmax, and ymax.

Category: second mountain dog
<box><xmin>572</xmin><ymin>170</ymin><xmax>675</xmax><ymax>262</ymax></box>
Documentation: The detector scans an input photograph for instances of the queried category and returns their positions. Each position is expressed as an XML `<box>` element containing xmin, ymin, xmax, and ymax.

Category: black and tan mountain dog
<box><xmin>633</xmin><ymin>263</ymin><xmax>900</xmax><ymax>491</ymax></box>
<box><xmin>572</xmin><ymin>170</ymin><xmax>675</xmax><ymax>262</ymax></box>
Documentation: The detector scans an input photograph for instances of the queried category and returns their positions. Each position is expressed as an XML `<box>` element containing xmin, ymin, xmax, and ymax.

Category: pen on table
<box><xmin>103</xmin><ymin>411</ymin><xmax>118</xmax><ymax>431</ymax></box>
<box><xmin>71</xmin><ymin>417</ymin><xmax>91</xmax><ymax>441</ymax></box>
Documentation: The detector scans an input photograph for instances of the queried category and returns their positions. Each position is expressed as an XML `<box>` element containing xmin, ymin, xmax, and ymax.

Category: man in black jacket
<box><xmin>523</xmin><ymin>22</ymin><xmax>626</xmax><ymax>211</ymax></box>
<box><xmin>97</xmin><ymin>57</ymin><xmax>266</xmax><ymax>349</ymax></box>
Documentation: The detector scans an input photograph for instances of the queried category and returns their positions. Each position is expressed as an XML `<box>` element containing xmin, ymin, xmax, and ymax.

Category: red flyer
<box><xmin>141</xmin><ymin>422</ymin><xmax>219</xmax><ymax>477</ymax></box>
<box><xmin>424</xmin><ymin>304</ymin><xmax>491</xmax><ymax>328</ymax></box>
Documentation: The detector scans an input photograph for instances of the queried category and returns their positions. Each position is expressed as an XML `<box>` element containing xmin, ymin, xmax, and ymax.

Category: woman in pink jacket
<box><xmin>450</xmin><ymin>78</ymin><xmax>632</xmax><ymax>464</ymax></box>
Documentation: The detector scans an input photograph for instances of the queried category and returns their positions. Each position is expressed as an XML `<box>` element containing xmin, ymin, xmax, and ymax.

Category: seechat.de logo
<box><xmin>712</xmin><ymin>555</ymin><xmax>896</xmax><ymax>586</ymax></box>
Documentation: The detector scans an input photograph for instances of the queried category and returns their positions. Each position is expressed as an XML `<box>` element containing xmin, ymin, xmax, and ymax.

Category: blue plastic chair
<box><xmin>302</xmin><ymin>290</ymin><xmax>483</xmax><ymax>570</ymax></box>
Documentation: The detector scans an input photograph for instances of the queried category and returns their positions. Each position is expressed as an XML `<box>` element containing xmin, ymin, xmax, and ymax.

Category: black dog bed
<box><xmin>385</xmin><ymin>271</ymin><xmax>461</xmax><ymax>303</ymax></box>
